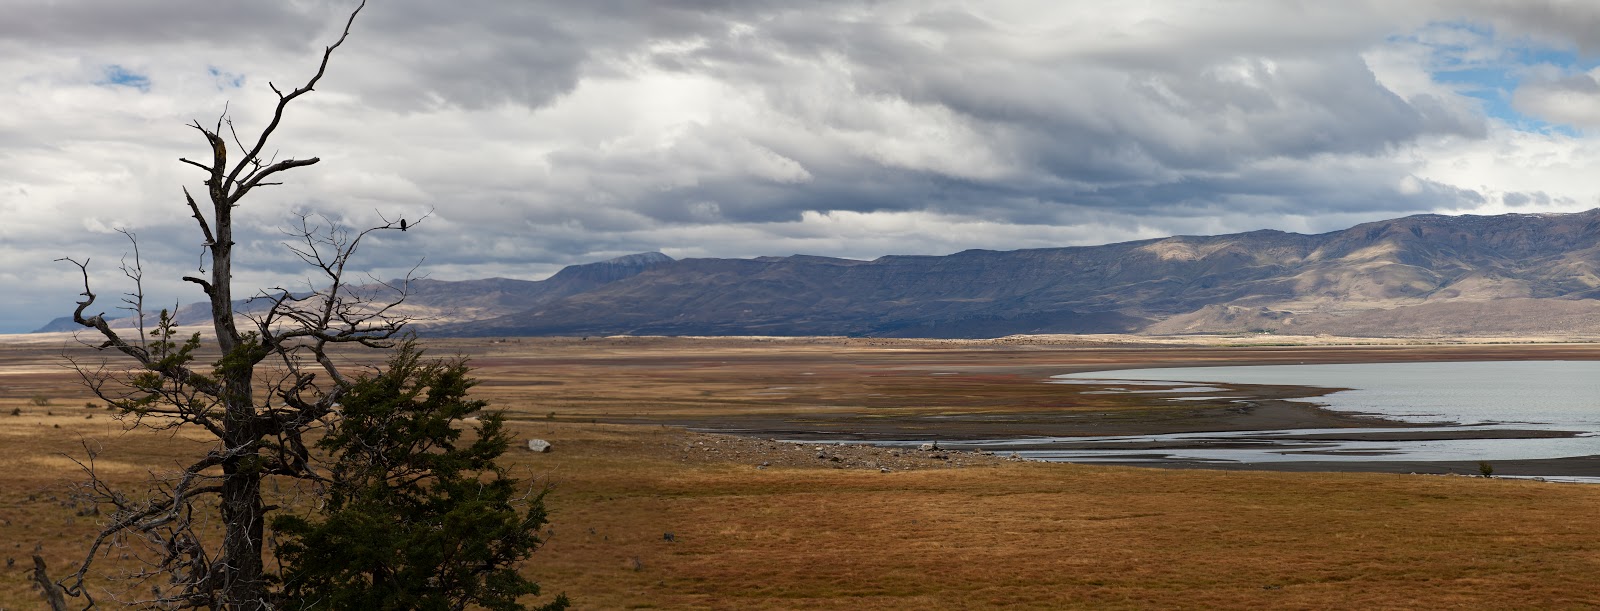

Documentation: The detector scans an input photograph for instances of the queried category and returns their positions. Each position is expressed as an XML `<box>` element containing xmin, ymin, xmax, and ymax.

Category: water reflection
<box><xmin>923</xmin><ymin>362</ymin><xmax>1600</xmax><ymax>479</ymax></box>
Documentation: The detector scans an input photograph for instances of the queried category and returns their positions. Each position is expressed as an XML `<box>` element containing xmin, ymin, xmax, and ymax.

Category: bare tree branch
<box><xmin>31</xmin><ymin>555</ymin><xmax>69</xmax><ymax>611</ymax></box>
<box><xmin>59</xmin><ymin>2</ymin><xmax>390</xmax><ymax>606</ymax></box>
<box><xmin>182</xmin><ymin>187</ymin><xmax>216</xmax><ymax>248</ymax></box>
<box><xmin>225</xmin><ymin>0</ymin><xmax>366</xmax><ymax>200</ymax></box>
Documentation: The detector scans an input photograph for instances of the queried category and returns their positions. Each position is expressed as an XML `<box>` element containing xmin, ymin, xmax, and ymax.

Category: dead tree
<box><xmin>32</xmin><ymin>555</ymin><xmax>69</xmax><ymax>611</ymax></box>
<box><xmin>51</xmin><ymin>2</ymin><xmax>431</xmax><ymax>607</ymax></box>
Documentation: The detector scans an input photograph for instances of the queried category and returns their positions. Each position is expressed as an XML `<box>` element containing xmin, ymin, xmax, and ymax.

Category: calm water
<box><xmin>1012</xmin><ymin>361</ymin><xmax>1600</xmax><ymax>478</ymax></box>
<box><xmin>1056</xmin><ymin>360</ymin><xmax>1600</xmax><ymax>427</ymax></box>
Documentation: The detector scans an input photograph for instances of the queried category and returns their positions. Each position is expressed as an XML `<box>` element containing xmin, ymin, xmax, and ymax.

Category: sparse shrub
<box><xmin>84</xmin><ymin>402</ymin><xmax>96</xmax><ymax>409</ymax></box>
<box><xmin>8</xmin><ymin>408</ymin><xmax>18</xmax><ymax>416</ymax></box>
<box><xmin>1478</xmin><ymin>461</ymin><xmax>1494</xmax><ymax>478</ymax></box>
<box><xmin>28</xmin><ymin>395</ymin><xmax>50</xmax><ymax>407</ymax></box>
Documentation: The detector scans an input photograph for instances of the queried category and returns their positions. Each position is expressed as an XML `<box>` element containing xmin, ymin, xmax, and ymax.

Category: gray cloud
<box><xmin>0</xmin><ymin>1</ymin><xmax>326</xmax><ymax>49</ymax></box>
<box><xmin>1513</xmin><ymin>72</ymin><xmax>1600</xmax><ymax>128</ymax></box>
<box><xmin>1455</xmin><ymin>0</ymin><xmax>1600</xmax><ymax>53</ymax></box>
<box><xmin>5</xmin><ymin>1</ymin><xmax>1600</xmax><ymax>332</ymax></box>
<box><xmin>1502</xmin><ymin>191</ymin><xmax>1553</xmax><ymax>207</ymax></box>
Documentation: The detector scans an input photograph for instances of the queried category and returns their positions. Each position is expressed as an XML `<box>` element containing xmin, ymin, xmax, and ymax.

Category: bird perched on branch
<box><xmin>400</xmin><ymin>218</ymin><xmax>408</xmax><ymax>232</ymax></box>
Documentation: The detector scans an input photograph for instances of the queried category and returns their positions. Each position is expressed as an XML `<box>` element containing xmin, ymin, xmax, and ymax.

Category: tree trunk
<box><xmin>213</xmin><ymin>182</ymin><xmax>266</xmax><ymax>607</ymax></box>
<box><xmin>220</xmin><ymin>450</ymin><xmax>266</xmax><ymax>609</ymax></box>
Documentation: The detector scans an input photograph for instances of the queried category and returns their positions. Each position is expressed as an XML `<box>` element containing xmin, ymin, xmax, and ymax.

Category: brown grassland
<box><xmin>4</xmin><ymin>335</ymin><xmax>1600</xmax><ymax>608</ymax></box>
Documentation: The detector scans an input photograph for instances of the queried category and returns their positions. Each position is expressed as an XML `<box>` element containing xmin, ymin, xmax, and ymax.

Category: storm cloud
<box><xmin>4</xmin><ymin>0</ymin><xmax>1600</xmax><ymax>332</ymax></box>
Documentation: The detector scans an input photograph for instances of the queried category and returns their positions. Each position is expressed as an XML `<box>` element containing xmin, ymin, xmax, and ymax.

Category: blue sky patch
<box><xmin>1407</xmin><ymin>22</ymin><xmax>1595</xmax><ymax>136</ymax></box>
<box><xmin>208</xmin><ymin>66</ymin><xmax>244</xmax><ymax>90</ymax></box>
<box><xmin>97</xmin><ymin>64</ymin><xmax>150</xmax><ymax>92</ymax></box>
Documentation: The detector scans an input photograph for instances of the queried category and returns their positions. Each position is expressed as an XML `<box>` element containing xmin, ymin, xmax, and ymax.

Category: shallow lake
<box><xmin>1056</xmin><ymin>360</ymin><xmax>1600</xmax><ymax>427</ymax></box>
<box><xmin>991</xmin><ymin>361</ymin><xmax>1600</xmax><ymax>481</ymax></box>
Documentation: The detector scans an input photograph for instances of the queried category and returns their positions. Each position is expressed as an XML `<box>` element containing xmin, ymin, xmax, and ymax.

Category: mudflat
<box><xmin>443</xmin><ymin>336</ymin><xmax>1600</xmax><ymax>477</ymax></box>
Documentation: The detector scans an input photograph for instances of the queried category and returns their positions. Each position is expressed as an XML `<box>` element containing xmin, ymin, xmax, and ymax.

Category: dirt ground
<box><xmin>5</xmin><ymin>334</ymin><xmax>1600</xmax><ymax>608</ymax></box>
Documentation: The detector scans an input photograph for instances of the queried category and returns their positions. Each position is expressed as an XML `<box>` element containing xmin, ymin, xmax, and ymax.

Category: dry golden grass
<box><xmin>496</xmin><ymin>420</ymin><xmax>1600</xmax><ymax>610</ymax></box>
<box><xmin>5</xmin><ymin>337</ymin><xmax>1600</xmax><ymax>608</ymax></box>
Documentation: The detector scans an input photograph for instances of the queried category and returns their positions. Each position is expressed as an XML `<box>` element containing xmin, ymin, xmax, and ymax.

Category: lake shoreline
<box><xmin>1072</xmin><ymin>454</ymin><xmax>1600</xmax><ymax>479</ymax></box>
<box><xmin>666</xmin><ymin>358</ymin><xmax>1600</xmax><ymax>479</ymax></box>
<box><xmin>567</xmin><ymin>349</ymin><xmax>1600</xmax><ymax>479</ymax></box>
<box><xmin>15</xmin><ymin>336</ymin><xmax>1579</xmax><ymax>480</ymax></box>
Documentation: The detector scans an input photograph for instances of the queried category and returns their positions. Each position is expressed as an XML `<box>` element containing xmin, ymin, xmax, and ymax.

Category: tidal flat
<box><xmin>6</xmin><ymin>334</ymin><xmax>1600</xmax><ymax>608</ymax></box>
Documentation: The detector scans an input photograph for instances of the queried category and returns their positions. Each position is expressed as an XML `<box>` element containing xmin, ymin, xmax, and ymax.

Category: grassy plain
<box><xmin>4</xmin><ymin>334</ymin><xmax>1600</xmax><ymax>608</ymax></box>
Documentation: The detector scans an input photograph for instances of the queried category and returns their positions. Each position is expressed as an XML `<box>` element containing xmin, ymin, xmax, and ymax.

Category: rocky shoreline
<box><xmin>665</xmin><ymin>432</ymin><xmax>1020</xmax><ymax>471</ymax></box>
<box><xmin>655</xmin><ymin>426</ymin><xmax>1600</xmax><ymax>481</ymax></box>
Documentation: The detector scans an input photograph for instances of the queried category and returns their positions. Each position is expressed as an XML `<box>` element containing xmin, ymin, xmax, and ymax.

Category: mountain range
<box><xmin>38</xmin><ymin>210</ymin><xmax>1600</xmax><ymax>338</ymax></box>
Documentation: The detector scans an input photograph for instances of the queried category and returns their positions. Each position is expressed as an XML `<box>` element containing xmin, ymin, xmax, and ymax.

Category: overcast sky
<box><xmin>4</xmin><ymin>1</ymin><xmax>1600</xmax><ymax>332</ymax></box>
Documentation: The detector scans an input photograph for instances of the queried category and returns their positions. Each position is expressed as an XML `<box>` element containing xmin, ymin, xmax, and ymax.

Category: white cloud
<box><xmin>1408</xmin><ymin>124</ymin><xmax>1600</xmax><ymax>214</ymax></box>
<box><xmin>5</xmin><ymin>1</ymin><xmax>1600</xmax><ymax>332</ymax></box>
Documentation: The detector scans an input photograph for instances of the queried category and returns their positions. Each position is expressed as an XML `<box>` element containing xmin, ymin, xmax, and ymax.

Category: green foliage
<box><xmin>271</xmin><ymin>341</ymin><xmax>567</xmax><ymax>611</ymax></box>
<box><xmin>1478</xmin><ymin>461</ymin><xmax>1494</xmax><ymax>477</ymax></box>
<box><xmin>114</xmin><ymin>310</ymin><xmax>209</xmax><ymax>415</ymax></box>
<box><xmin>146</xmin><ymin>309</ymin><xmax>203</xmax><ymax>372</ymax></box>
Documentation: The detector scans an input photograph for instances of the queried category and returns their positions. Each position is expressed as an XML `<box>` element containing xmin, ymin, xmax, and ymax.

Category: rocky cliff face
<box><xmin>442</xmin><ymin>210</ymin><xmax>1600</xmax><ymax>338</ymax></box>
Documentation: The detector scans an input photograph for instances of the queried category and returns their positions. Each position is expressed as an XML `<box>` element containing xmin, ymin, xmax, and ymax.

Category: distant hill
<box><xmin>388</xmin><ymin>251</ymin><xmax>675</xmax><ymax>322</ymax></box>
<box><xmin>38</xmin><ymin>210</ymin><xmax>1600</xmax><ymax>339</ymax></box>
<box><xmin>441</xmin><ymin>210</ymin><xmax>1600</xmax><ymax>338</ymax></box>
<box><xmin>33</xmin><ymin>252</ymin><xmax>675</xmax><ymax>333</ymax></box>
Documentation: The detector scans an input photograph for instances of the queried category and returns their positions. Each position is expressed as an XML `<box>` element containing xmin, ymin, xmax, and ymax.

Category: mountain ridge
<box><xmin>444</xmin><ymin>209</ymin><xmax>1600</xmax><ymax>338</ymax></box>
<box><xmin>31</xmin><ymin>251</ymin><xmax>675</xmax><ymax>333</ymax></box>
<box><xmin>35</xmin><ymin>210</ymin><xmax>1600</xmax><ymax>338</ymax></box>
